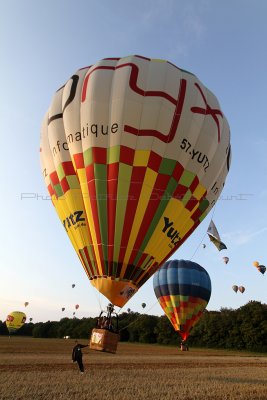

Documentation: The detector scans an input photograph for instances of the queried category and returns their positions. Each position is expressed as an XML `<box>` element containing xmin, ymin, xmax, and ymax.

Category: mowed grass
<box><xmin>0</xmin><ymin>337</ymin><xmax>267</xmax><ymax>400</ymax></box>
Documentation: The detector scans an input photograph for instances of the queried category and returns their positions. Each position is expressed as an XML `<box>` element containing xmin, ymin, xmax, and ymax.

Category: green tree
<box><xmin>155</xmin><ymin>316</ymin><xmax>179</xmax><ymax>345</ymax></box>
<box><xmin>237</xmin><ymin>301</ymin><xmax>267</xmax><ymax>351</ymax></box>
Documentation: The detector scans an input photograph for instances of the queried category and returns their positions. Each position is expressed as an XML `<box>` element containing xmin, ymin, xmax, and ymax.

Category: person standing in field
<box><xmin>72</xmin><ymin>340</ymin><xmax>88</xmax><ymax>374</ymax></box>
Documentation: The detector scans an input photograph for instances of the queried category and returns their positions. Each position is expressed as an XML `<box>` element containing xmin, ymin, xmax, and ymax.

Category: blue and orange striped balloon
<box><xmin>153</xmin><ymin>259</ymin><xmax>211</xmax><ymax>341</ymax></box>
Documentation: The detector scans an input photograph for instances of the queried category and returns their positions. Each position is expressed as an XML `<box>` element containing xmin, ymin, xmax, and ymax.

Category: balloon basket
<box><xmin>89</xmin><ymin>328</ymin><xmax>119</xmax><ymax>354</ymax></box>
<box><xmin>180</xmin><ymin>343</ymin><xmax>189</xmax><ymax>351</ymax></box>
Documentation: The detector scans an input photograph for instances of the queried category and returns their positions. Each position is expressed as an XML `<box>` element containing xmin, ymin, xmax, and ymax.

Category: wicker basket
<box><xmin>89</xmin><ymin>328</ymin><xmax>120</xmax><ymax>354</ymax></box>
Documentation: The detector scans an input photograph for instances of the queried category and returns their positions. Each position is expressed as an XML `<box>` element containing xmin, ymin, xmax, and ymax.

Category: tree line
<box><xmin>1</xmin><ymin>301</ymin><xmax>267</xmax><ymax>352</ymax></box>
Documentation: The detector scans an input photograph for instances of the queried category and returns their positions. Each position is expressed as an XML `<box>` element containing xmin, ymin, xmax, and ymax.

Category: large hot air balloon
<box><xmin>238</xmin><ymin>286</ymin><xmax>245</xmax><ymax>294</ymax></box>
<box><xmin>40</xmin><ymin>55</ymin><xmax>231</xmax><ymax>307</ymax></box>
<box><xmin>5</xmin><ymin>311</ymin><xmax>26</xmax><ymax>334</ymax></box>
<box><xmin>153</xmin><ymin>259</ymin><xmax>211</xmax><ymax>341</ymax></box>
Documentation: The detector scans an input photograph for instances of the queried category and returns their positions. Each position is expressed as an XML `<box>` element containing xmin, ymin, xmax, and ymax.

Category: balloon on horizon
<box><xmin>5</xmin><ymin>311</ymin><xmax>26</xmax><ymax>334</ymax></box>
<box><xmin>40</xmin><ymin>55</ymin><xmax>231</xmax><ymax>308</ymax></box>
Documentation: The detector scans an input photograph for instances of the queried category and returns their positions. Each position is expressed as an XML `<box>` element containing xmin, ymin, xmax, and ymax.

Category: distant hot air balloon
<box><xmin>61</xmin><ymin>307</ymin><xmax>65</xmax><ymax>312</ymax></box>
<box><xmin>24</xmin><ymin>302</ymin><xmax>29</xmax><ymax>307</ymax></box>
<box><xmin>40</xmin><ymin>55</ymin><xmax>231</xmax><ymax>308</ymax></box>
<box><xmin>252</xmin><ymin>261</ymin><xmax>265</xmax><ymax>274</ymax></box>
<box><xmin>232</xmin><ymin>285</ymin><xmax>238</xmax><ymax>293</ymax></box>
<box><xmin>238</xmin><ymin>286</ymin><xmax>245</xmax><ymax>294</ymax></box>
<box><xmin>29</xmin><ymin>318</ymin><xmax>33</xmax><ymax>322</ymax></box>
<box><xmin>5</xmin><ymin>311</ymin><xmax>26</xmax><ymax>334</ymax></box>
<box><xmin>222</xmin><ymin>257</ymin><xmax>229</xmax><ymax>264</ymax></box>
<box><xmin>141</xmin><ymin>303</ymin><xmax>146</xmax><ymax>309</ymax></box>
<box><xmin>73</xmin><ymin>312</ymin><xmax>76</xmax><ymax>316</ymax></box>
<box><xmin>75</xmin><ymin>304</ymin><xmax>79</xmax><ymax>310</ymax></box>
<box><xmin>202</xmin><ymin>244</ymin><xmax>206</xmax><ymax>249</ymax></box>
<box><xmin>127</xmin><ymin>308</ymin><xmax>131</xmax><ymax>313</ymax></box>
<box><xmin>257</xmin><ymin>265</ymin><xmax>266</xmax><ymax>275</ymax></box>
<box><xmin>72</xmin><ymin>284</ymin><xmax>75</xmax><ymax>288</ymax></box>
<box><xmin>153</xmin><ymin>259</ymin><xmax>211</xmax><ymax>342</ymax></box>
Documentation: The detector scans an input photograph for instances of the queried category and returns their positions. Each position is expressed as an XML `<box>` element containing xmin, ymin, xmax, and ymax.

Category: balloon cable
<box><xmin>190</xmin><ymin>203</ymin><xmax>217</xmax><ymax>261</ymax></box>
<box><xmin>118</xmin><ymin>300</ymin><xmax>158</xmax><ymax>332</ymax></box>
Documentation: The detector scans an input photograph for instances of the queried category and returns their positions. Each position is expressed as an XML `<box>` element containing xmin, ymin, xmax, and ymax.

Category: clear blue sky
<box><xmin>0</xmin><ymin>0</ymin><xmax>266</xmax><ymax>323</ymax></box>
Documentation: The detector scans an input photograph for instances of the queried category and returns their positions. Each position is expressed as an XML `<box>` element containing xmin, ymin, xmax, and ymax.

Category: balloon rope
<box><xmin>97</xmin><ymin>291</ymin><xmax>103</xmax><ymax>311</ymax></box>
<box><xmin>143</xmin><ymin>300</ymin><xmax>158</xmax><ymax>314</ymax></box>
<box><xmin>91</xmin><ymin>286</ymin><xmax>104</xmax><ymax>312</ymax></box>
<box><xmin>190</xmin><ymin>203</ymin><xmax>217</xmax><ymax>261</ymax></box>
<box><xmin>118</xmin><ymin>300</ymin><xmax>158</xmax><ymax>332</ymax></box>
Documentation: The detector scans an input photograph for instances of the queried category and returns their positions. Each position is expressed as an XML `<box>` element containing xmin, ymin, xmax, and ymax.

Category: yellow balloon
<box><xmin>6</xmin><ymin>311</ymin><xmax>26</xmax><ymax>334</ymax></box>
<box><xmin>40</xmin><ymin>56</ymin><xmax>231</xmax><ymax>307</ymax></box>
<box><xmin>253</xmin><ymin>261</ymin><xmax>259</xmax><ymax>268</ymax></box>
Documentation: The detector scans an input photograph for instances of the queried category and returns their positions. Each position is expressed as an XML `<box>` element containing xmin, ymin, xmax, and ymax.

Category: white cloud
<box><xmin>140</xmin><ymin>0</ymin><xmax>176</xmax><ymax>25</ymax></box>
<box><xmin>223</xmin><ymin>226</ymin><xmax>267</xmax><ymax>246</ymax></box>
<box><xmin>259</xmin><ymin>188</ymin><xmax>267</xmax><ymax>198</ymax></box>
<box><xmin>167</xmin><ymin>2</ymin><xmax>207</xmax><ymax>60</ymax></box>
<box><xmin>183</xmin><ymin>4</ymin><xmax>206</xmax><ymax>40</ymax></box>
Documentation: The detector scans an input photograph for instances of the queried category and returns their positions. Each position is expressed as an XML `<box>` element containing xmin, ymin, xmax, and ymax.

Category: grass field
<box><xmin>0</xmin><ymin>336</ymin><xmax>267</xmax><ymax>400</ymax></box>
